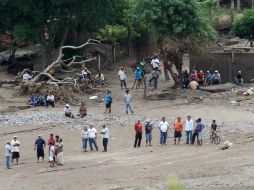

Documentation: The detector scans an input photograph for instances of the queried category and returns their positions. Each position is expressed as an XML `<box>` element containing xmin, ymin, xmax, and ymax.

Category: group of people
<box><xmin>133</xmin><ymin>116</ymin><xmax>219</xmax><ymax>148</ymax></box>
<box><xmin>81</xmin><ymin>125</ymin><xmax>109</xmax><ymax>152</ymax></box>
<box><xmin>182</xmin><ymin>69</ymin><xmax>223</xmax><ymax>90</ymax></box>
<box><xmin>5</xmin><ymin>134</ymin><xmax>64</xmax><ymax>169</ymax></box>
<box><xmin>29</xmin><ymin>93</ymin><xmax>55</xmax><ymax>107</ymax></box>
<box><xmin>79</xmin><ymin>66</ymin><xmax>105</xmax><ymax>88</ymax></box>
<box><xmin>64</xmin><ymin>103</ymin><xmax>87</xmax><ymax>118</ymax></box>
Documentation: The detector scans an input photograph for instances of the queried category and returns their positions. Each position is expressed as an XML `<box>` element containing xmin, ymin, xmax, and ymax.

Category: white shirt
<box><xmin>64</xmin><ymin>107</ymin><xmax>71</xmax><ymax>113</ymax></box>
<box><xmin>88</xmin><ymin>128</ymin><xmax>97</xmax><ymax>138</ymax></box>
<box><xmin>101</xmin><ymin>127</ymin><xmax>109</xmax><ymax>139</ymax></box>
<box><xmin>47</xmin><ymin>95</ymin><xmax>54</xmax><ymax>101</ymax></box>
<box><xmin>49</xmin><ymin>145</ymin><xmax>55</xmax><ymax>161</ymax></box>
<box><xmin>185</xmin><ymin>119</ymin><xmax>194</xmax><ymax>131</ymax></box>
<box><xmin>5</xmin><ymin>144</ymin><xmax>12</xmax><ymax>157</ymax></box>
<box><xmin>95</xmin><ymin>74</ymin><xmax>105</xmax><ymax>81</ymax></box>
<box><xmin>11</xmin><ymin>139</ymin><xmax>20</xmax><ymax>152</ymax></box>
<box><xmin>124</xmin><ymin>94</ymin><xmax>131</xmax><ymax>103</ymax></box>
<box><xmin>81</xmin><ymin>130</ymin><xmax>89</xmax><ymax>139</ymax></box>
<box><xmin>159</xmin><ymin>121</ymin><xmax>169</xmax><ymax>132</ymax></box>
<box><xmin>22</xmin><ymin>73</ymin><xmax>30</xmax><ymax>81</ymax></box>
<box><xmin>118</xmin><ymin>70</ymin><xmax>126</xmax><ymax>80</ymax></box>
<box><xmin>151</xmin><ymin>58</ymin><xmax>160</xmax><ymax>69</ymax></box>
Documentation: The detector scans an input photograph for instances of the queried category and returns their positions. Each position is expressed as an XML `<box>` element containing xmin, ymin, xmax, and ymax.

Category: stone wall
<box><xmin>190</xmin><ymin>53</ymin><xmax>254</xmax><ymax>83</ymax></box>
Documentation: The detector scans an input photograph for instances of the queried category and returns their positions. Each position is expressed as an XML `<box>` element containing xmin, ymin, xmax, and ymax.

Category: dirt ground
<box><xmin>0</xmin><ymin>62</ymin><xmax>254</xmax><ymax>190</ymax></box>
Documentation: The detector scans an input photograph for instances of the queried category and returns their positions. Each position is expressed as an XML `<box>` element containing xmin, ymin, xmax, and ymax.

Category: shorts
<box><xmin>146</xmin><ymin>133</ymin><xmax>152</xmax><ymax>141</ymax></box>
<box><xmin>106</xmin><ymin>103</ymin><xmax>111</xmax><ymax>108</ymax></box>
<box><xmin>49</xmin><ymin>155</ymin><xmax>54</xmax><ymax>162</ymax></box>
<box><xmin>174</xmin><ymin>131</ymin><xmax>182</xmax><ymax>138</ymax></box>
<box><xmin>12</xmin><ymin>152</ymin><xmax>20</xmax><ymax>159</ymax></box>
<box><xmin>37</xmin><ymin>148</ymin><xmax>44</xmax><ymax>158</ymax></box>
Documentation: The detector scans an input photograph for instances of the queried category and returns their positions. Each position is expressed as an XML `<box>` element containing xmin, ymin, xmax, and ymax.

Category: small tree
<box><xmin>100</xmin><ymin>25</ymin><xmax>128</xmax><ymax>66</ymax></box>
<box><xmin>234</xmin><ymin>9</ymin><xmax>254</xmax><ymax>47</ymax></box>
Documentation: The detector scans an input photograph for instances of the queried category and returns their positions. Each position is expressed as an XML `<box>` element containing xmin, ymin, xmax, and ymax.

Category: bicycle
<box><xmin>209</xmin><ymin>124</ymin><xmax>223</xmax><ymax>145</ymax></box>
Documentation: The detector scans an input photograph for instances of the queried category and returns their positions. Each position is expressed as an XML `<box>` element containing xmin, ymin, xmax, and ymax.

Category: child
<box><xmin>49</xmin><ymin>142</ymin><xmax>55</xmax><ymax>167</ymax></box>
<box><xmin>5</xmin><ymin>142</ymin><xmax>12</xmax><ymax>169</ymax></box>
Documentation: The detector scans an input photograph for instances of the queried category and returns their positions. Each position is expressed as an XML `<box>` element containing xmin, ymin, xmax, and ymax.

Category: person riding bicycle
<box><xmin>211</xmin><ymin>120</ymin><xmax>217</xmax><ymax>136</ymax></box>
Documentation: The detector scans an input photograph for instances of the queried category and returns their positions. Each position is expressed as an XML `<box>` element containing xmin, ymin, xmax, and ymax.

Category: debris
<box><xmin>219</xmin><ymin>141</ymin><xmax>233</xmax><ymax>150</ymax></box>
<box><xmin>230</xmin><ymin>100</ymin><xmax>241</xmax><ymax>106</ymax></box>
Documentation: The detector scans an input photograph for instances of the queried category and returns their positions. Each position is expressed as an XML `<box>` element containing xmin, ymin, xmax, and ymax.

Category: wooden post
<box><xmin>229</xmin><ymin>49</ymin><xmax>234</xmax><ymax>82</ymax></box>
<box><xmin>98</xmin><ymin>53</ymin><xmax>101</xmax><ymax>73</ymax></box>
<box><xmin>237</xmin><ymin>0</ymin><xmax>240</xmax><ymax>10</ymax></box>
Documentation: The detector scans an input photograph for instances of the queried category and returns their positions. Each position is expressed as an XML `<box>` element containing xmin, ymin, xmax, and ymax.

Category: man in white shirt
<box><xmin>81</xmin><ymin>126</ymin><xmax>89</xmax><ymax>152</ymax></box>
<box><xmin>88</xmin><ymin>125</ymin><xmax>98</xmax><ymax>151</ymax></box>
<box><xmin>11</xmin><ymin>136</ymin><xmax>20</xmax><ymax>165</ymax></box>
<box><xmin>22</xmin><ymin>72</ymin><xmax>31</xmax><ymax>82</ymax></box>
<box><xmin>47</xmin><ymin>93</ymin><xmax>55</xmax><ymax>107</ymax></box>
<box><xmin>159</xmin><ymin>117</ymin><xmax>169</xmax><ymax>145</ymax></box>
<box><xmin>151</xmin><ymin>55</ymin><xmax>160</xmax><ymax>70</ymax></box>
<box><xmin>185</xmin><ymin>116</ymin><xmax>194</xmax><ymax>144</ymax></box>
<box><xmin>118</xmin><ymin>65</ymin><xmax>127</xmax><ymax>89</ymax></box>
<box><xmin>100</xmin><ymin>125</ymin><xmax>109</xmax><ymax>152</ymax></box>
<box><xmin>64</xmin><ymin>104</ymin><xmax>74</xmax><ymax>118</ymax></box>
<box><xmin>124</xmin><ymin>89</ymin><xmax>134</xmax><ymax>114</ymax></box>
<box><xmin>5</xmin><ymin>142</ymin><xmax>12</xmax><ymax>169</ymax></box>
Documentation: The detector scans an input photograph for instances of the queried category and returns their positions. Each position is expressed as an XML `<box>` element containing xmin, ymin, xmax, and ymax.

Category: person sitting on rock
<box><xmin>190</xmin><ymin>69</ymin><xmax>198</xmax><ymax>81</ymax></box>
<box><xmin>211</xmin><ymin>70</ymin><xmax>221</xmax><ymax>85</ymax></box>
<box><xmin>197</xmin><ymin>70</ymin><xmax>205</xmax><ymax>85</ymax></box>
<box><xmin>37</xmin><ymin>95</ymin><xmax>47</xmax><ymax>106</ymax></box>
<box><xmin>22</xmin><ymin>71</ymin><xmax>32</xmax><ymax>82</ymax></box>
<box><xmin>64</xmin><ymin>104</ymin><xmax>74</xmax><ymax>118</ymax></box>
<box><xmin>82</xmin><ymin>67</ymin><xmax>91</xmax><ymax>79</ymax></box>
<box><xmin>204</xmin><ymin>71</ymin><xmax>212</xmax><ymax>86</ymax></box>
<box><xmin>31</xmin><ymin>94</ymin><xmax>39</xmax><ymax>107</ymax></box>
<box><xmin>149</xmin><ymin>67</ymin><xmax>160</xmax><ymax>89</ymax></box>
<box><xmin>79</xmin><ymin>103</ymin><xmax>87</xmax><ymax>118</ymax></box>
<box><xmin>235</xmin><ymin>70</ymin><xmax>243</xmax><ymax>86</ymax></box>
<box><xmin>47</xmin><ymin>93</ymin><xmax>55</xmax><ymax>107</ymax></box>
<box><xmin>182</xmin><ymin>70</ymin><xmax>190</xmax><ymax>88</ymax></box>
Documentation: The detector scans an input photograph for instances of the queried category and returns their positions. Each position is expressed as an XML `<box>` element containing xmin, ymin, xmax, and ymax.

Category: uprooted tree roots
<box><xmin>15</xmin><ymin>38</ymin><xmax>101</xmax><ymax>102</ymax></box>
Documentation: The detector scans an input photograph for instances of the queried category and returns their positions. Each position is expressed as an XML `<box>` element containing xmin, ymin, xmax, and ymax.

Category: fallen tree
<box><xmin>16</xmin><ymin>38</ymin><xmax>100</xmax><ymax>100</ymax></box>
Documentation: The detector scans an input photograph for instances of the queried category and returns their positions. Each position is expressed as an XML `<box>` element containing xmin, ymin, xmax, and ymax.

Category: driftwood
<box><xmin>17</xmin><ymin>38</ymin><xmax>100</xmax><ymax>95</ymax></box>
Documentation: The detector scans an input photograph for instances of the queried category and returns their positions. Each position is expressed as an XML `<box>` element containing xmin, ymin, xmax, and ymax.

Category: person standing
<box><xmin>185</xmin><ymin>116</ymin><xmax>193</xmax><ymax>144</ymax></box>
<box><xmin>118</xmin><ymin>65</ymin><xmax>127</xmax><ymax>89</ymax></box>
<box><xmin>131</xmin><ymin>67</ymin><xmax>142</xmax><ymax>89</ymax></box>
<box><xmin>11</xmin><ymin>136</ymin><xmax>20</xmax><ymax>165</ymax></box>
<box><xmin>5</xmin><ymin>142</ymin><xmax>12</xmax><ymax>169</ymax></box>
<box><xmin>34</xmin><ymin>135</ymin><xmax>46</xmax><ymax>163</ymax></box>
<box><xmin>134</xmin><ymin>120</ymin><xmax>143</xmax><ymax>148</ymax></box>
<box><xmin>104</xmin><ymin>90</ymin><xmax>112</xmax><ymax>114</ymax></box>
<box><xmin>81</xmin><ymin>126</ymin><xmax>89</xmax><ymax>152</ymax></box>
<box><xmin>145</xmin><ymin>120</ymin><xmax>153</xmax><ymax>146</ymax></box>
<box><xmin>151</xmin><ymin>54</ymin><xmax>160</xmax><ymax>70</ymax></box>
<box><xmin>101</xmin><ymin>125</ymin><xmax>109</xmax><ymax>152</ymax></box>
<box><xmin>173</xmin><ymin>117</ymin><xmax>184</xmax><ymax>145</ymax></box>
<box><xmin>124</xmin><ymin>89</ymin><xmax>134</xmax><ymax>114</ymax></box>
<box><xmin>163</xmin><ymin>59</ymin><xmax>170</xmax><ymax>81</ymax></box>
<box><xmin>57</xmin><ymin>138</ymin><xmax>64</xmax><ymax>165</ymax></box>
<box><xmin>192</xmin><ymin>119</ymin><xmax>199</xmax><ymax>145</ymax></box>
<box><xmin>49</xmin><ymin>142</ymin><xmax>55</xmax><ymax>167</ymax></box>
<box><xmin>88</xmin><ymin>125</ymin><xmax>99</xmax><ymax>151</ymax></box>
<box><xmin>159</xmin><ymin>117</ymin><xmax>169</xmax><ymax>145</ymax></box>
<box><xmin>149</xmin><ymin>68</ymin><xmax>160</xmax><ymax>89</ymax></box>
<box><xmin>197</xmin><ymin>118</ymin><xmax>205</xmax><ymax>146</ymax></box>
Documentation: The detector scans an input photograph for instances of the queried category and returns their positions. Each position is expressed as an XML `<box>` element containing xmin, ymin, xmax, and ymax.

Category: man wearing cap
<box><xmin>5</xmin><ymin>141</ymin><xmax>12</xmax><ymax>169</ymax></box>
<box><xmin>11</xmin><ymin>136</ymin><xmax>21</xmax><ymax>165</ymax></box>
<box><xmin>34</xmin><ymin>135</ymin><xmax>46</xmax><ymax>163</ymax></box>
<box><xmin>211</xmin><ymin>70</ymin><xmax>221</xmax><ymax>85</ymax></box>
<box><xmin>64</xmin><ymin>104</ymin><xmax>74</xmax><ymax>118</ymax></box>
<box><xmin>131</xmin><ymin>66</ymin><xmax>142</xmax><ymax>89</ymax></box>
<box><xmin>145</xmin><ymin>120</ymin><xmax>153</xmax><ymax>146</ymax></box>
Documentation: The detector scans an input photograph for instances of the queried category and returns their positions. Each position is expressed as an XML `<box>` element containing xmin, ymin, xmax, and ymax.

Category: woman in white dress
<box><xmin>57</xmin><ymin>138</ymin><xmax>64</xmax><ymax>165</ymax></box>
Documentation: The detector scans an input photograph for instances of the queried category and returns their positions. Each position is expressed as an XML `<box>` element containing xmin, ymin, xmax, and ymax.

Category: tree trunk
<box><xmin>112</xmin><ymin>43</ymin><xmax>116</xmax><ymax>69</ymax></box>
<box><xmin>237</xmin><ymin>0</ymin><xmax>240</xmax><ymax>10</ymax></box>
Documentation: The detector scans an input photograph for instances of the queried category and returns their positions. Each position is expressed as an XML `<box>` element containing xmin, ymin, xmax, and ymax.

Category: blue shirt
<box><xmin>105</xmin><ymin>94</ymin><xmax>111</xmax><ymax>104</ymax></box>
<box><xmin>134</xmin><ymin>69</ymin><xmax>142</xmax><ymax>80</ymax></box>
<box><xmin>35</xmin><ymin>138</ymin><xmax>46</xmax><ymax>149</ymax></box>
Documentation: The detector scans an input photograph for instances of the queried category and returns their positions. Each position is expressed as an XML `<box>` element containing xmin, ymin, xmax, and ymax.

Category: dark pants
<box><xmin>192</xmin><ymin>132</ymin><xmax>199</xmax><ymax>144</ymax></box>
<box><xmin>120</xmin><ymin>80</ymin><xmax>126</xmax><ymax>88</ymax></box>
<box><xmin>185</xmin><ymin>130</ymin><xmax>193</xmax><ymax>144</ymax></box>
<box><xmin>149</xmin><ymin>77</ymin><xmax>158</xmax><ymax>88</ymax></box>
<box><xmin>103</xmin><ymin>138</ymin><xmax>108</xmax><ymax>151</ymax></box>
<box><xmin>47</xmin><ymin>100</ymin><xmax>55</xmax><ymax>107</ymax></box>
<box><xmin>134</xmin><ymin>132</ymin><xmax>142</xmax><ymax>147</ymax></box>
<box><xmin>89</xmin><ymin>138</ymin><xmax>98</xmax><ymax>151</ymax></box>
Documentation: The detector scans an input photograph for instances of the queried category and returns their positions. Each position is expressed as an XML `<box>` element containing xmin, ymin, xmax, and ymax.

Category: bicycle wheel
<box><xmin>209</xmin><ymin>134</ymin><xmax>214</xmax><ymax>143</ymax></box>
<box><xmin>214</xmin><ymin>136</ymin><xmax>221</xmax><ymax>145</ymax></box>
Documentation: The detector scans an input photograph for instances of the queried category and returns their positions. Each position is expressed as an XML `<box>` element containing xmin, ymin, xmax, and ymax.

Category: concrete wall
<box><xmin>190</xmin><ymin>53</ymin><xmax>254</xmax><ymax>83</ymax></box>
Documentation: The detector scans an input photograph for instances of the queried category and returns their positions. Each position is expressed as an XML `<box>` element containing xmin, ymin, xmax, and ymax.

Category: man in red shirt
<box><xmin>134</xmin><ymin>120</ymin><xmax>142</xmax><ymax>148</ymax></box>
<box><xmin>197</xmin><ymin>70</ymin><xmax>205</xmax><ymax>85</ymax></box>
<box><xmin>47</xmin><ymin>134</ymin><xmax>55</xmax><ymax>159</ymax></box>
